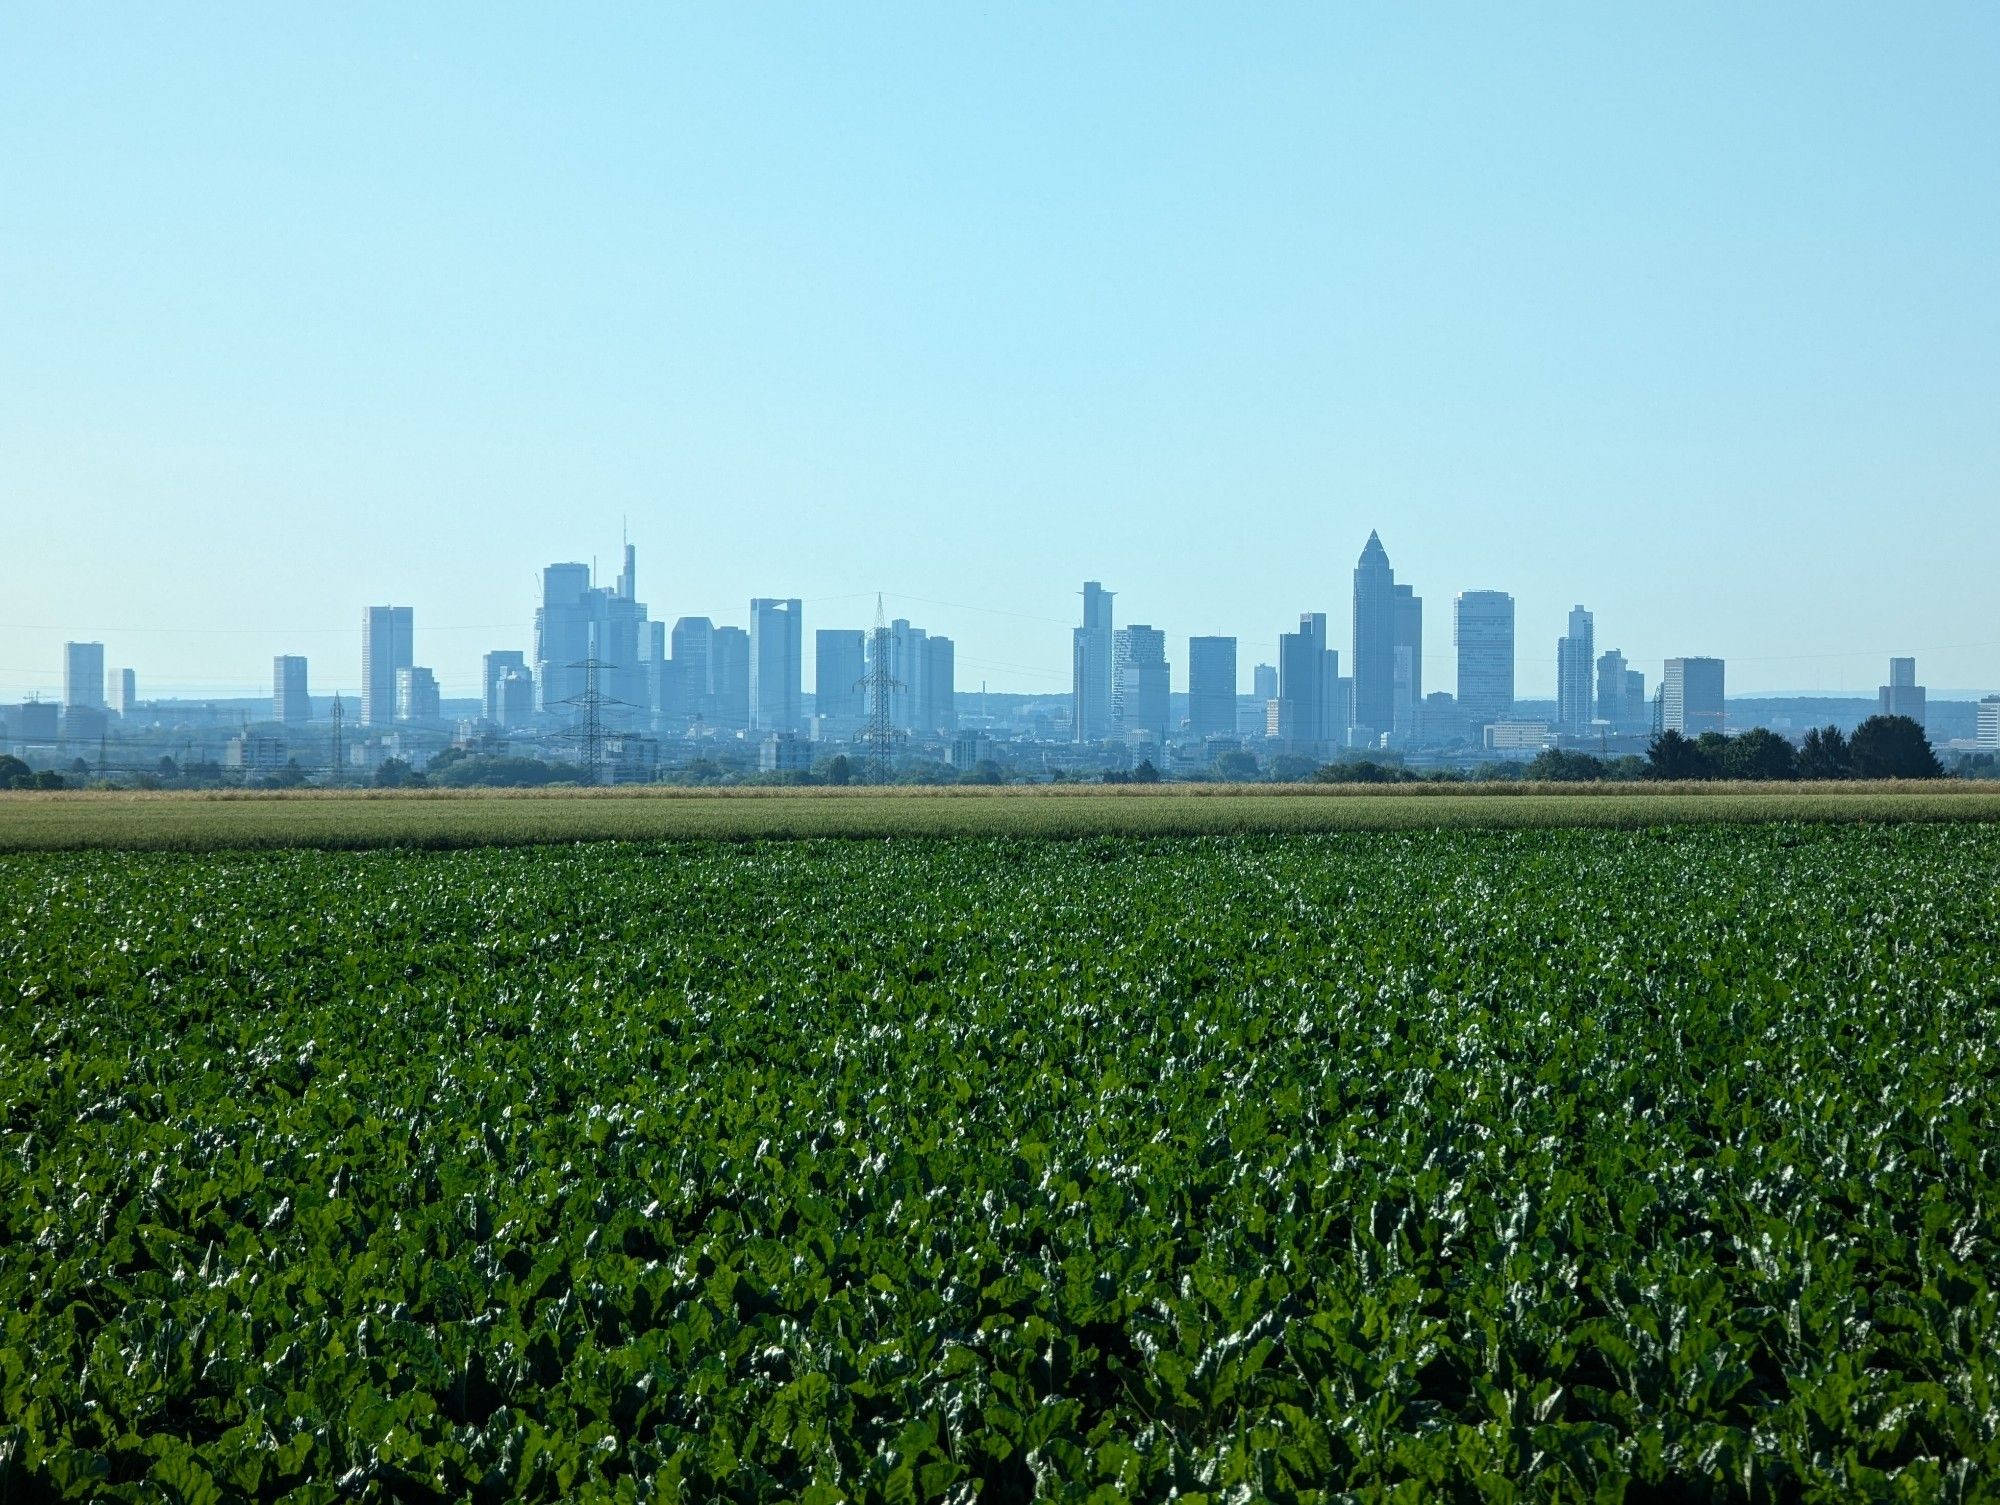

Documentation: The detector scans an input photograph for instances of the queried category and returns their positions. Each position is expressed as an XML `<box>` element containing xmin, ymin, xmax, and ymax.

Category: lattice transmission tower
<box><xmin>854</xmin><ymin>594</ymin><xmax>904</xmax><ymax>783</ymax></box>
<box><xmin>327</xmin><ymin>694</ymin><xmax>345</xmax><ymax>786</ymax></box>
<box><xmin>559</xmin><ymin>656</ymin><xmax>635</xmax><ymax>786</ymax></box>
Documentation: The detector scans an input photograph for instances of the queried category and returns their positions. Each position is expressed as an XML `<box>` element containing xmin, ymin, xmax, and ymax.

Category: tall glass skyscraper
<box><xmin>1557</xmin><ymin>605</ymin><xmax>1595</xmax><ymax>732</ymax></box>
<box><xmin>749</xmin><ymin>598</ymin><xmax>804</xmax><ymax>733</ymax></box>
<box><xmin>361</xmin><ymin>606</ymin><xmax>413</xmax><ymax>727</ymax></box>
<box><xmin>1453</xmin><ymin>591</ymin><xmax>1515</xmax><ymax>729</ymax></box>
<box><xmin>1350</xmin><ymin>531</ymin><xmax>1396</xmax><ymax>736</ymax></box>
<box><xmin>1072</xmin><ymin>581</ymin><xmax>1114</xmax><ymax>742</ymax></box>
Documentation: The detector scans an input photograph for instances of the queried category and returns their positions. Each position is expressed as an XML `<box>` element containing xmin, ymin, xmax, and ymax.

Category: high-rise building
<box><xmin>481</xmin><ymin>651</ymin><xmax>527</xmax><ymax>725</ymax></box>
<box><xmin>671</xmin><ymin>617</ymin><xmax>714</xmax><ymax>721</ymax></box>
<box><xmin>535</xmin><ymin>552</ymin><xmax>653</xmax><ymax>720</ymax></box>
<box><xmin>494</xmin><ymin>668</ymin><xmax>533</xmax><ymax>729</ymax></box>
<box><xmin>749</xmin><ymin>598</ymin><xmax>804</xmax><ymax>733</ymax></box>
<box><xmin>1187</xmin><ymin>637</ymin><xmax>1237</xmax><ymax>740</ymax></box>
<box><xmin>1072</xmin><ymin>581</ymin><xmax>1114</xmax><ymax>742</ymax></box>
<box><xmin>923</xmin><ymin>636</ymin><xmax>956</xmax><ymax>734</ymax></box>
<box><xmin>1626</xmin><ymin>668</ymin><xmax>1646</xmax><ymax>722</ymax></box>
<box><xmin>1278</xmin><ymin>613</ymin><xmax>1342</xmax><ymax>753</ymax></box>
<box><xmin>709</xmin><ymin>627</ymin><xmax>750</xmax><ymax>731</ymax></box>
<box><xmin>1350</xmin><ymin>532</ymin><xmax>1396</xmax><ymax>736</ymax></box>
<box><xmin>1978</xmin><ymin>696</ymin><xmax>2000</xmax><ymax>750</ymax></box>
<box><xmin>396</xmin><ymin>666</ymin><xmax>440</xmax><ymax>722</ymax></box>
<box><xmin>1253</xmin><ymin>663</ymin><xmax>1278</xmax><ymax>702</ymax></box>
<box><xmin>108</xmin><ymin>668</ymin><xmax>137</xmax><ymax>718</ymax></box>
<box><xmin>1112</xmin><ymin>625</ymin><xmax>1170</xmax><ymax>745</ymax></box>
<box><xmin>1879</xmin><ymin>657</ymin><xmax>1926</xmax><ymax>726</ymax></box>
<box><xmin>1391</xmin><ymin>584</ymin><xmax>1422</xmax><ymax>737</ymax></box>
<box><xmin>1662</xmin><ymin>657</ymin><xmax>1725</xmax><ymax>736</ymax></box>
<box><xmin>275</xmin><ymin>655</ymin><xmax>311</xmax><ymax>725</ymax></box>
<box><xmin>1595</xmin><ymin>649</ymin><xmax>1629</xmax><ymax>728</ymax></box>
<box><xmin>63</xmin><ymin>642</ymin><xmax>105</xmax><ymax>711</ymax></box>
<box><xmin>815</xmin><ymin>629</ymin><xmax>866</xmax><ymax>731</ymax></box>
<box><xmin>1557</xmin><ymin>606</ymin><xmax>1595</xmax><ymax>733</ymax></box>
<box><xmin>1454</xmin><ymin>591</ymin><xmax>1515</xmax><ymax>729</ymax></box>
<box><xmin>362</xmin><ymin>607</ymin><xmax>413</xmax><ymax>727</ymax></box>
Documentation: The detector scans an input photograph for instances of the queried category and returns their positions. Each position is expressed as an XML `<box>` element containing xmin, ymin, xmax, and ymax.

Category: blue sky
<box><xmin>3</xmin><ymin>5</ymin><xmax>1996</xmax><ymax>700</ymax></box>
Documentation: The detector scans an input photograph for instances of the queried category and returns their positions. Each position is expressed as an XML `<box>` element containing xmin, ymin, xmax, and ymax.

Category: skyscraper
<box><xmin>63</xmin><ymin>642</ymin><xmax>105</xmax><ymax>711</ymax></box>
<box><xmin>1072</xmin><ymin>581</ymin><xmax>1114</xmax><ymax>742</ymax></box>
<box><xmin>1453</xmin><ymin>591</ymin><xmax>1514</xmax><ymax>729</ymax></box>
<box><xmin>1112</xmin><ymin>625</ymin><xmax>1170</xmax><ymax>745</ymax></box>
<box><xmin>1278</xmin><ymin>613</ymin><xmax>1341</xmax><ymax>753</ymax></box>
<box><xmin>709</xmin><ymin>626</ymin><xmax>750</xmax><ymax>731</ymax></box>
<box><xmin>1595</xmin><ymin>649</ymin><xmax>1629</xmax><ymax>729</ymax></box>
<box><xmin>482</xmin><ymin>651</ymin><xmax>528</xmax><ymax>724</ymax></box>
<box><xmin>361</xmin><ymin>607</ymin><xmax>413</xmax><ymax>727</ymax></box>
<box><xmin>1556</xmin><ymin>606</ymin><xmax>1595</xmax><ymax>733</ymax></box>
<box><xmin>1187</xmin><ymin>636</ymin><xmax>1237</xmax><ymax>740</ymax></box>
<box><xmin>1391</xmin><ymin>584</ymin><xmax>1422</xmax><ymax>737</ymax></box>
<box><xmin>815</xmin><ymin>629</ymin><xmax>866</xmax><ymax>730</ymax></box>
<box><xmin>1350</xmin><ymin>532</ymin><xmax>1396</xmax><ymax>736</ymax></box>
<box><xmin>1662</xmin><ymin>657</ymin><xmax>1725</xmax><ymax>736</ymax></box>
<box><xmin>108</xmin><ymin>668</ymin><xmax>137</xmax><ymax>718</ymax></box>
<box><xmin>274</xmin><ymin>655</ymin><xmax>311</xmax><ymax>725</ymax></box>
<box><xmin>923</xmin><ymin>636</ymin><xmax>956</xmax><ymax>734</ymax></box>
<box><xmin>1879</xmin><ymin>657</ymin><xmax>1926</xmax><ymax>725</ymax></box>
<box><xmin>749</xmin><ymin>598</ymin><xmax>804</xmax><ymax>733</ymax></box>
<box><xmin>671</xmin><ymin>617</ymin><xmax>714</xmax><ymax>720</ymax></box>
<box><xmin>396</xmin><ymin>666</ymin><xmax>440</xmax><ymax>722</ymax></box>
<box><xmin>1253</xmin><ymin>663</ymin><xmax>1278</xmax><ymax>702</ymax></box>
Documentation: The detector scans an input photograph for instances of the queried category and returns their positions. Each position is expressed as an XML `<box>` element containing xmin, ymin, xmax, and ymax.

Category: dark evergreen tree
<box><xmin>1847</xmin><ymin>715</ymin><xmax>1944</xmax><ymax>779</ymax></box>
<box><xmin>1721</xmin><ymin>727</ymin><xmax>1798</xmax><ymax>781</ymax></box>
<box><xmin>1645</xmin><ymin>729</ymin><xmax>1715</xmax><ymax>780</ymax></box>
<box><xmin>1796</xmin><ymin>724</ymin><xmax>1850</xmax><ymax>779</ymax></box>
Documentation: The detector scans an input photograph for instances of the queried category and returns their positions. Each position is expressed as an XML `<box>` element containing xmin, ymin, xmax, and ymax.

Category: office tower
<box><xmin>362</xmin><ymin>607</ymin><xmax>414</xmax><ymax>727</ymax></box>
<box><xmin>1278</xmin><ymin>613</ymin><xmax>1342</xmax><ymax>753</ymax></box>
<box><xmin>1595</xmin><ymin>649</ymin><xmax>1628</xmax><ymax>728</ymax></box>
<box><xmin>1187</xmin><ymin>637</ymin><xmax>1237</xmax><ymax>740</ymax></box>
<box><xmin>535</xmin><ymin>549</ymin><xmax>653</xmax><ymax>718</ymax></box>
<box><xmin>496</xmin><ymin>667</ymin><xmax>535</xmax><ymax>729</ymax></box>
<box><xmin>1453</xmin><ymin>591</ymin><xmax>1515</xmax><ymax>729</ymax></box>
<box><xmin>1351</xmin><ymin>532</ymin><xmax>1396</xmax><ymax>736</ymax></box>
<box><xmin>1388</xmin><ymin>584</ymin><xmax>1422</xmax><ymax>737</ymax></box>
<box><xmin>1253</xmin><ymin>663</ymin><xmax>1278</xmax><ymax>702</ymax></box>
<box><xmin>815</xmin><ymin>630</ymin><xmax>866</xmax><ymax>728</ymax></box>
<box><xmin>1979</xmin><ymin>696</ymin><xmax>2000</xmax><ymax>750</ymax></box>
<box><xmin>1072</xmin><ymin>581</ymin><xmax>1115</xmax><ymax>742</ymax></box>
<box><xmin>882</xmin><ymin>618</ymin><xmax>929</xmax><ymax>734</ymax></box>
<box><xmin>396</xmin><ymin>666</ymin><xmax>440</xmax><ymax>722</ymax></box>
<box><xmin>63</xmin><ymin>642</ymin><xmax>105</xmax><ymax>711</ymax></box>
<box><xmin>1112</xmin><ymin>625</ymin><xmax>1170</xmax><ymax>745</ymax></box>
<box><xmin>671</xmin><ymin>617</ymin><xmax>714</xmax><ymax>715</ymax></box>
<box><xmin>275</xmin><ymin>656</ymin><xmax>311</xmax><ymax>725</ymax></box>
<box><xmin>1879</xmin><ymin>657</ymin><xmax>1926</xmax><ymax>725</ymax></box>
<box><xmin>1625</xmin><ymin>668</ymin><xmax>1646</xmax><ymax>723</ymax></box>
<box><xmin>481</xmin><ymin>651</ymin><xmax>528</xmax><ymax>724</ymax></box>
<box><xmin>749</xmin><ymin>598</ymin><xmax>804</xmax><ymax>733</ymax></box>
<box><xmin>108</xmin><ymin>668</ymin><xmax>137</xmax><ymax>718</ymax></box>
<box><xmin>710</xmin><ymin>627</ymin><xmax>750</xmax><ymax>730</ymax></box>
<box><xmin>1662</xmin><ymin>657</ymin><xmax>1725</xmax><ymax>735</ymax></box>
<box><xmin>1557</xmin><ymin>606</ymin><xmax>1595</xmax><ymax>733</ymax></box>
<box><xmin>923</xmin><ymin>636</ymin><xmax>956</xmax><ymax>733</ymax></box>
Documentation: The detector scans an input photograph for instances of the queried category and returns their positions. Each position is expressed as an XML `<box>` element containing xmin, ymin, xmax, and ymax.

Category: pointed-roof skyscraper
<box><xmin>1351</xmin><ymin>530</ymin><xmax>1396</xmax><ymax>738</ymax></box>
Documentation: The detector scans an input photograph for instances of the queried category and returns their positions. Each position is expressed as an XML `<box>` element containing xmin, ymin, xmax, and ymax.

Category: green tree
<box><xmin>1211</xmin><ymin>749</ymin><xmax>1260</xmax><ymax>781</ymax></box>
<box><xmin>1797</xmin><ymin>725</ymin><xmax>1850</xmax><ymax>779</ymax></box>
<box><xmin>1645</xmin><ymin>730</ymin><xmax>1714</xmax><ymax>780</ymax></box>
<box><xmin>1268</xmin><ymin>753</ymin><xmax>1321</xmax><ymax>782</ymax></box>
<box><xmin>1847</xmin><ymin>715</ymin><xmax>1944</xmax><ymax>779</ymax></box>
<box><xmin>373</xmin><ymin>757</ymin><xmax>420</xmax><ymax>788</ymax></box>
<box><xmin>0</xmin><ymin>754</ymin><xmax>29</xmax><ymax>789</ymax></box>
<box><xmin>818</xmin><ymin>754</ymin><xmax>855</xmax><ymax>786</ymax></box>
<box><xmin>1525</xmin><ymin>748</ymin><xmax>1607</xmax><ymax>782</ymax></box>
<box><xmin>1720</xmin><ymin>727</ymin><xmax>1797</xmax><ymax>781</ymax></box>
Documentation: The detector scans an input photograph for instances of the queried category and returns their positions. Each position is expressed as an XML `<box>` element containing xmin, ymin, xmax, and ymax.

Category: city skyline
<box><xmin>5</xmin><ymin>8</ymin><xmax>1997</xmax><ymax>701</ymax></box>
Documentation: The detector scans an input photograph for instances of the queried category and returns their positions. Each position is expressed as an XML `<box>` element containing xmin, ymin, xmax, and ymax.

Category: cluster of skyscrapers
<box><xmin>23</xmin><ymin>527</ymin><xmax>1988</xmax><ymax>777</ymax></box>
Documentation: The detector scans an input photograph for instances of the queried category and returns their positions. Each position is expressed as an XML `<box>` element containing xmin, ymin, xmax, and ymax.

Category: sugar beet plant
<box><xmin>2</xmin><ymin>826</ymin><xmax>1998</xmax><ymax>1501</ymax></box>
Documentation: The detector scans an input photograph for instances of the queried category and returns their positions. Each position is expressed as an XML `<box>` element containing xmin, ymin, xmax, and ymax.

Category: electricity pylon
<box><xmin>855</xmin><ymin>594</ymin><xmax>903</xmax><ymax>783</ymax></box>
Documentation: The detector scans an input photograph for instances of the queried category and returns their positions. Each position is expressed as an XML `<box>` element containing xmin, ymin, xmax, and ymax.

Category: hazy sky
<box><xmin>4</xmin><ymin>5</ymin><xmax>1996</xmax><ymax>701</ymax></box>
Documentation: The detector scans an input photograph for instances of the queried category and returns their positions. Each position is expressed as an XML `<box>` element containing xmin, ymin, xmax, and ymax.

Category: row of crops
<box><xmin>3</xmin><ymin>826</ymin><xmax>1998</xmax><ymax>1500</ymax></box>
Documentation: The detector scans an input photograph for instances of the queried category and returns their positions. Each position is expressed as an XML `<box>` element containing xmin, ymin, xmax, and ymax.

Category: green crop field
<box><xmin>3</xmin><ymin>780</ymin><xmax>1999</xmax><ymax>851</ymax></box>
<box><xmin>4</xmin><ymin>824</ymin><xmax>1998</xmax><ymax>1501</ymax></box>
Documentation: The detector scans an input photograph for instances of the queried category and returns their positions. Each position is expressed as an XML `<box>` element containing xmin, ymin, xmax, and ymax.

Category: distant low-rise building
<box><xmin>758</xmin><ymin>732</ymin><xmax>811</xmax><ymax>773</ymax></box>
<box><xmin>1485</xmin><ymin>720</ymin><xmax>1550</xmax><ymax>752</ymax></box>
